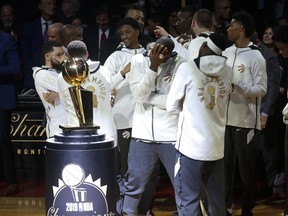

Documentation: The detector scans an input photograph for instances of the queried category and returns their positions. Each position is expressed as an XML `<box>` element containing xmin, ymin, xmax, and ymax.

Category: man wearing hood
<box><xmin>166</xmin><ymin>33</ymin><xmax>232</xmax><ymax>216</ymax></box>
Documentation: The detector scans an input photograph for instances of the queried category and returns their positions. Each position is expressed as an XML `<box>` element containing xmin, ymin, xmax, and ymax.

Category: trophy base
<box><xmin>60</xmin><ymin>124</ymin><xmax>99</xmax><ymax>133</ymax></box>
<box><xmin>45</xmin><ymin>123</ymin><xmax>116</xmax><ymax>215</ymax></box>
<box><xmin>55</xmin><ymin>124</ymin><xmax>105</xmax><ymax>143</ymax></box>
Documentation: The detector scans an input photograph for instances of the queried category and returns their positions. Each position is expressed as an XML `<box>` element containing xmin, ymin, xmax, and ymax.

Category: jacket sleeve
<box><xmin>34</xmin><ymin>70</ymin><xmax>59</xmax><ymax>93</ymax></box>
<box><xmin>233</xmin><ymin>53</ymin><xmax>267</xmax><ymax>97</ymax></box>
<box><xmin>104</xmin><ymin>52</ymin><xmax>125</xmax><ymax>91</ymax></box>
<box><xmin>166</xmin><ymin>63</ymin><xmax>188</xmax><ymax>114</ymax></box>
<box><xmin>146</xmin><ymin>93</ymin><xmax>167</xmax><ymax>109</ymax></box>
<box><xmin>129</xmin><ymin>55</ymin><xmax>157</xmax><ymax>103</ymax></box>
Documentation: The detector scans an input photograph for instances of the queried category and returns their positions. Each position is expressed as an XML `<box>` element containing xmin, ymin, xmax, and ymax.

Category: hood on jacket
<box><xmin>32</xmin><ymin>66</ymin><xmax>42</xmax><ymax>79</ymax></box>
<box><xmin>32</xmin><ymin>66</ymin><xmax>58</xmax><ymax>79</ymax></box>
<box><xmin>116</xmin><ymin>43</ymin><xmax>145</xmax><ymax>55</ymax></box>
<box><xmin>195</xmin><ymin>55</ymin><xmax>228</xmax><ymax>77</ymax></box>
<box><xmin>86</xmin><ymin>59</ymin><xmax>100</xmax><ymax>72</ymax></box>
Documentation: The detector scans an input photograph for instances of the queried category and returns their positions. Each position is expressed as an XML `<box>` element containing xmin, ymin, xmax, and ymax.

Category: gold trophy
<box><xmin>62</xmin><ymin>57</ymin><xmax>93</xmax><ymax>126</ymax></box>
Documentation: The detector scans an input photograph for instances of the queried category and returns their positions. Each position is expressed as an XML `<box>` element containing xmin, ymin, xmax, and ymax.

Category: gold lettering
<box><xmin>11</xmin><ymin>112</ymin><xmax>46</xmax><ymax>138</ymax></box>
<box><xmin>27</xmin><ymin>125</ymin><xmax>46</xmax><ymax>137</ymax></box>
<box><xmin>11</xmin><ymin>114</ymin><xmax>28</xmax><ymax>136</ymax></box>
<box><xmin>198</xmin><ymin>92</ymin><xmax>204</xmax><ymax>97</ymax></box>
<box><xmin>199</xmin><ymin>96</ymin><xmax>205</xmax><ymax>102</ymax></box>
<box><xmin>91</xmin><ymin>77</ymin><xmax>97</xmax><ymax>82</ymax></box>
<box><xmin>219</xmin><ymin>90</ymin><xmax>225</xmax><ymax>94</ymax></box>
<box><xmin>97</xmin><ymin>80</ymin><xmax>103</xmax><ymax>85</ymax></box>
<box><xmin>17</xmin><ymin>148</ymin><xmax>45</xmax><ymax>155</ymax></box>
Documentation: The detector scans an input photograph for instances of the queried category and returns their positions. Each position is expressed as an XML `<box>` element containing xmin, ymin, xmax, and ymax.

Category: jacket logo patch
<box><xmin>238</xmin><ymin>64</ymin><xmax>245</xmax><ymax>73</ymax></box>
<box><xmin>198</xmin><ymin>77</ymin><xmax>226</xmax><ymax>110</ymax></box>
<box><xmin>163</xmin><ymin>73</ymin><xmax>172</xmax><ymax>82</ymax></box>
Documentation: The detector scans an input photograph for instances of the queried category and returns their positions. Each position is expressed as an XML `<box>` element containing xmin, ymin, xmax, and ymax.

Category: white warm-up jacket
<box><xmin>33</xmin><ymin>67</ymin><xmax>67</xmax><ymax>138</ymax></box>
<box><xmin>104</xmin><ymin>44</ymin><xmax>145</xmax><ymax>129</ymax></box>
<box><xmin>130</xmin><ymin>52</ymin><xmax>184</xmax><ymax>143</ymax></box>
<box><xmin>223</xmin><ymin>42</ymin><xmax>267</xmax><ymax>130</ymax></box>
<box><xmin>167</xmin><ymin>55</ymin><xmax>233</xmax><ymax>161</ymax></box>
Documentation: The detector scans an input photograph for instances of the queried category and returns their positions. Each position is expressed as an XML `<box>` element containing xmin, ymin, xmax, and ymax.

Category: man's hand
<box><xmin>280</xmin><ymin>87</ymin><xmax>286</xmax><ymax>94</ymax></box>
<box><xmin>46</xmin><ymin>91</ymin><xmax>59</xmax><ymax>106</ymax></box>
<box><xmin>149</xmin><ymin>43</ymin><xmax>168</xmax><ymax>72</ymax></box>
<box><xmin>177</xmin><ymin>34</ymin><xmax>191</xmax><ymax>45</ymax></box>
<box><xmin>154</xmin><ymin>26</ymin><xmax>169</xmax><ymax>38</ymax></box>
<box><xmin>120</xmin><ymin>62</ymin><xmax>131</xmax><ymax>77</ymax></box>
<box><xmin>260</xmin><ymin>114</ymin><xmax>268</xmax><ymax>129</ymax></box>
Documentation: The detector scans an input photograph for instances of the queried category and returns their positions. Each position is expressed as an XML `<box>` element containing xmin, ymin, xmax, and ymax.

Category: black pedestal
<box><xmin>45</xmin><ymin>125</ymin><xmax>116</xmax><ymax>216</ymax></box>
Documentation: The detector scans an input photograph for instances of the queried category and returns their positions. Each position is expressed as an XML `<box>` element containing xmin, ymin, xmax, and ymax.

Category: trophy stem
<box><xmin>75</xmin><ymin>86</ymin><xmax>86</xmax><ymax>125</ymax></box>
<box><xmin>69</xmin><ymin>86</ymin><xmax>93</xmax><ymax>126</ymax></box>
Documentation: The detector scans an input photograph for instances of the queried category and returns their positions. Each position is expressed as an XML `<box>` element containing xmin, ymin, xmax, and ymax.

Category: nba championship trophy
<box><xmin>45</xmin><ymin>58</ymin><xmax>116</xmax><ymax>216</ymax></box>
<box><xmin>62</xmin><ymin>57</ymin><xmax>93</xmax><ymax>126</ymax></box>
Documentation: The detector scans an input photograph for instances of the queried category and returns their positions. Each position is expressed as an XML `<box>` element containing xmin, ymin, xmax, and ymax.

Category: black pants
<box><xmin>224</xmin><ymin>126</ymin><xmax>256</xmax><ymax>212</ymax></box>
<box><xmin>254</xmin><ymin>116</ymin><xmax>277</xmax><ymax>187</ymax></box>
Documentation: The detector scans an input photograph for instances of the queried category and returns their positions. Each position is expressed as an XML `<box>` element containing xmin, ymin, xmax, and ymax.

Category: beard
<box><xmin>51</xmin><ymin>59</ymin><xmax>63</xmax><ymax>72</ymax></box>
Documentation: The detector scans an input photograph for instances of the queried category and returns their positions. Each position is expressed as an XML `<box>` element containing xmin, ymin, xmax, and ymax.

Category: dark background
<box><xmin>0</xmin><ymin>0</ymin><xmax>269</xmax><ymax>23</ymax></box>
<box><xmin>0</xmin><ymin>0</ymin><xmax>182</xmax><ymax>24</ymax></box>
<box><xmin>0</xmin><ymin>0</ymin><xmax>279</xmax><ymax>41</ymax></box>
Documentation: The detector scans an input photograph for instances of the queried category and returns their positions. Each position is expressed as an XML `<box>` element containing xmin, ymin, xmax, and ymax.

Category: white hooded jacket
<box><xmin>33</xmin><ymin>67</ymin><xmax>68</xmax><ymax>138</ymax></box>
<box><xmin>223</xmin><ymin>42</ymin><xmax>267</xmax><ymax>130</ymax></box>
<box><xmin>167</xmin><ymin>55</ymin><xmax>233</xmax><ymax>160</ymax></box>
<box><xmin>130</xmin><ymin>52</ymin><xmax>184</xmax><ymax>143</ymax></box>
<box><xmin>104</xmin><ymin>44</ymin><xmax>145</xmax><ymax>129</ymax></box>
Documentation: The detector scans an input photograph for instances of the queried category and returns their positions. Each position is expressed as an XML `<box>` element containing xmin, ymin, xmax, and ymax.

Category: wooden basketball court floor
<box><xmin>0</xmin><ymin>196</ymin><xmax>286</xmax><ymax>216</ymax></box>
<box><xmin>0</xmin><ymin>178</ymin><xmax>286</xmax><ymax>216</ymax></box>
